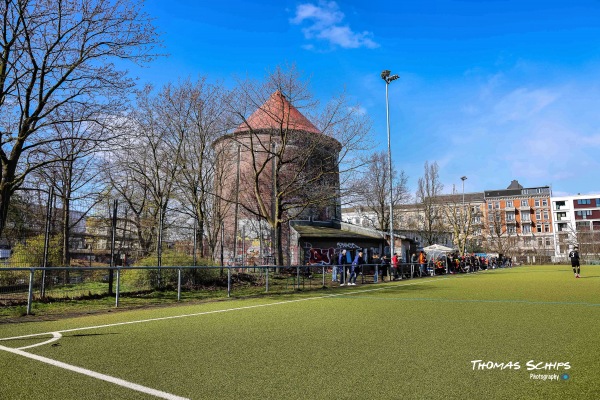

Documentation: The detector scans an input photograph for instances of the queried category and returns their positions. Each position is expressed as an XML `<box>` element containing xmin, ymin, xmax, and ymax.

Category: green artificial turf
<box><xmin>0</xmin><ymin>265</ymin><xmax>598</xmax><ymax>399</ymax></box>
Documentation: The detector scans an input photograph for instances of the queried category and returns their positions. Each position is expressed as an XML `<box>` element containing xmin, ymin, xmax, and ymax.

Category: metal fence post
<box><xmin>115</xmin><ymin>267</ymin><xmax>121</xmax><ymax>308</ymax></box>
<box><xmin>265</xmin><ymin>266</ymin><xmax>269</xmax><ymax>292</ymax></box>
<box><xmin>177</xmin><ymin>268</ymin><xmax>182</xmax><ymax>301</ymax></box>
<box><xmin>41</xmin><ymin>186</ymin><xmax>54</xmax><ymax>298</ymax></box>
<box><xmin>227</xmin><ymin>266</ymin><xmax>231</xmax><ymax>297</ymax></box>
<box><xmin>322</xmin><ymin>266</ymin><xmax>325</xmax><ymax>287</ymax></box>
<box><xmin>27</xmin><ymin>268</ymin><xmax>35</xmax><ymax>315</ymax></box>
<box><xmin>296</xmin><ymin>266</ymin><xmax>300</xmax><ymax>290</ymax></box>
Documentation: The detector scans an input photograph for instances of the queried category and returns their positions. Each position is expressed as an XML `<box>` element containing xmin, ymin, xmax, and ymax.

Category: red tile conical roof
<box><xmin>235</xmin><ymin>91</ymin><xmax>321</xmax><ymax>134</ymax></box>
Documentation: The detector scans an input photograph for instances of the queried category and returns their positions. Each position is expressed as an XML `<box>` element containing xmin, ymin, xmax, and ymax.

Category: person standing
<box><xmin>338</xmin><ymin>249</ymin><xmax>347</xmax><ymax>285</ymax></box>
<box><xmin>418</xmin><ymin>251</ymin><xmax>427</xmax><ymax>277</ymax></box>
<box><xmin>391</xmin><ymin>253</ymin><xmax>399</xmax><ymax>280</ymax></box>
<box><xmin>569</xmin><ymin>246</ymin><xmax>581</xmax><ymax>278</ymax></box>
<box><xmin>380</xmin><ymin>255</ymin><xmax>390</xmax><ymax>282</ymax></box>
<box><xmin>411</xmin><ymin>253</ymin><xmax>417</xmax><ymax>278</ymax></box>
<box><xmin>350</xmin><ymin>251</ymin><xmax>364</xmax><ymax>285</ymax></box>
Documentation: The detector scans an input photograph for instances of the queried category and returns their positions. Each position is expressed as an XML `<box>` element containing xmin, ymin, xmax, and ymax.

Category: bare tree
<box><xmin>415</xmin><ymin>161</ymin><xmax>444</xmax><ymax>246</ymax></box>
<box><xmin>106</xmin><ymin>84</ymin><xmax>187</xmax><ymax>255</ymax></box>
<box><xmin>168</xmin><ymin>78</ymin><xmax>232</xmax><ymax>260</ymax></box>
<box><xmin>220</xmin><ymin>65</ymin><xmax>371</xmax><ymax>265</ymax></box>
<box><xmin>483</xmin><ymin>207</ymin><xmax>516</xmax><ymax>257</ymax></box>
<box><xmin>32</xmin><ymin>109</ymin><xmax>112</xmax><ymax>266</ymax></box>
<box><xmin>351</xmin><ymin>151</ymin><xmax>410</xmax><ymax>232</ymax></box>
<box><xmin>441</xmin><ymin>194</ymin><xmax>482</xmax><ymax>255</ymax></box>
<box><xmin>0</xmin><ymin>0</ymin><xmax>160</xmax><ymax>237</ymax></box>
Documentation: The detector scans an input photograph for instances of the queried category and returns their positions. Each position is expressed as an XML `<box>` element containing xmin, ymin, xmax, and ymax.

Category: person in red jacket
<box><xmin>391</xmin><ymin>253</ymin><xmax>399</xmax><ymax>280</ymax></box>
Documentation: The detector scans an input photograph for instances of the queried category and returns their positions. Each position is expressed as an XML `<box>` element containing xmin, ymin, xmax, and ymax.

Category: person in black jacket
<box><xmin>569</xmin><ymin>246</ymin><xmax>581</xmax><ymax>278</ymax></box>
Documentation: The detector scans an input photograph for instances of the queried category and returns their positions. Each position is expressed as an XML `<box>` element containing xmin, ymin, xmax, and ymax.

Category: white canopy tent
<box><xmin>423</xmin><ymin>244</ymin><xmax>456</xmax><ymax>274</ymax></box>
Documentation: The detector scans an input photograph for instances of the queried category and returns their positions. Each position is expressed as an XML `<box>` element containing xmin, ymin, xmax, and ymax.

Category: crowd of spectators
<box><xmin>331</xmin><ymin>250</ymin><xmax>514</xmax><ymax>284</ymax></box>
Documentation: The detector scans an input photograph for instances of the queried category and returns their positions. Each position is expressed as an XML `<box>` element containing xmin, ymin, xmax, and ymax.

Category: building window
<box><xmin>576</xmin><ymin>210</ymin><xmax>593</xmax><ymax>219</ymax></box>
<box><xmin>507</xmin><ymin>226</ymin><xmax>516</xmax><ymax>234</ymax></box>
<box><xmin>596</xmin><ymin>199</ymin><xmax>600</xmax><ymax>207</ymax></box>
<box><xmin>545</xmin><ymin>238</ymin><xmax>551</xmax><ymax>246</ymax></box>
<box><xmin>506</xmin><ymin>212</ymin><xmax>515</xmax><ymax>222</ymax></box>
<box><xmin>543</xmin><ymin>211</ymin><xmax>549</xmax><ymax>220</ymax></box>
<box><xmin>472</xmin><ymin>216</ymin><xmax>481</xmax><ymax>223</ymax></box>
<box><xmin>522</xmin><ymin>236</ymin><xmax>530</xmax><ymax>245</ymax></box>
<box><xmin>537</xmin><ymin>238</ymin><xmax>543</xmax><ymax>246</ymax></box>
<box><xmin>542</xmin><ymin>199</ymin><xmax>548</xmax><ymax>207</ymax></box>
<box><xmin>488</xmin><ymin>203</ymin><xmax>492</xmax><ymax>210</ymax></box>
<box><xmin>555</xmin><ymin>200</ymin><xmax>565</xmax><ymax>210</ymax></box>
<box><xmin>494</xmin><ymin>201</ymin><xmax>500</xmax><ymax>209</ymax></box>
<box><xmin>537</xmin><ymin>224</ymin><xmax>542</xmax><ymax>233</ymax></box>
<box><xmin>535</xmin><ymin>210</ymin><xmax>541</xmax><ymax>220</ymax></box>
<box><xmin>577</xmin><ymin>199</ymin><xmax>591</xmax><ymax>205</ymax></box>
<box><xmin>522</xmin><ymin>213</ymin><xmax>531</xmax><ymax>222</ymax></box>
<box><xmin>544</xmin><ymin>223</ymin><xmax>550</xmax><ymax>232</ymax></box>
<box><xmin>521</xmin><ymin>200</ymin><xmax>529</xmax><ymax>207</ymax></box>
<box><xmin>506</xmin><ymin>200</ymin><xmax>513</xmax><ymax>208</ymax></box>
<box><xmin>535</xmin><ymin>199</ymin><xmax>540</xmax><ymax>207</ymax></box>
<box><xmin>522</xmin><ymin>225</ymin><xmax>531</xmax><ymax>234</ymax></box>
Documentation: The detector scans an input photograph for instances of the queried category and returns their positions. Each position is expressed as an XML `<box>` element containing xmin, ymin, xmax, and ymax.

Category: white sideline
<box><xmin>1</xmin><ymin>277</ymin><xmax>449</xmax><ymax>342</ymax></box>
<box><xmin>0</xmin><ymin>277</ymin><xmax>449</xmax><ymax>399</ymax></box>
<box><xmin>0</xmin><ymin>343</ymin><xmax>189</xmax><ymax>400</ymax></box>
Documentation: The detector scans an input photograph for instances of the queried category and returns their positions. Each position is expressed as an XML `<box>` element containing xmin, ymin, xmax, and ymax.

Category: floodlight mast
<box><xmin>381</xmin><ymin>69</ymin><xmax>399</xmax><ymax>269</ymax></box>
<box><xmin>461</xmin><ymin>176</ymin><xmax>467</xmax><ymax>255</ymax></box>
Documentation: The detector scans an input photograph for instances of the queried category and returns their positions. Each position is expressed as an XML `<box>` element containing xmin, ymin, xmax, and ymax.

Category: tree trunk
<box><xmin>0</xmin><ymin>161</ymin><xmax>18</xmax><ymax>238</ymax></box>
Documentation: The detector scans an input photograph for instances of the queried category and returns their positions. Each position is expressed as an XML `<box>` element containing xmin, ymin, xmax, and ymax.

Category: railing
<box><xmin>1</xmin><ymin>263</ymin><xmax>431</xmax><ymax>316</ymax></box>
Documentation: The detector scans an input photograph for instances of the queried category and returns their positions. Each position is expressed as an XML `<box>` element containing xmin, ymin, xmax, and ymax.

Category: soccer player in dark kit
<box><xmin>569</xmin><ymin>245</ymin><xmax>581</xmax><ymax>278</ymax></box>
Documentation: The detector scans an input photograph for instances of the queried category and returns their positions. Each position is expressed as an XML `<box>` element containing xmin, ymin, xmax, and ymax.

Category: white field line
<box><xmin>17</xmin><ymin>331</ymin><xmax>62</xmax><ymax>350</ymax></box>
<box><xmin>0</xmin><ymin>277</ymin><xmax>450</xmax><ymax>343</ymax></box>
<box><xmin>0</xmin><ymin>277</ymin><xmax>450</xmax><ymax>400</ymax></box>
<box><xmin>0</xmin><ymin>343</ymin><xmax>188</xmax><ymax>400</ymax></box>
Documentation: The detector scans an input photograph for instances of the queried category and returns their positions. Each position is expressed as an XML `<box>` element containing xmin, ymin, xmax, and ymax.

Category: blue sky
<box><xmin>133</xmin><ymin>0</ymin><xmax>600</xmax><ymax>197</ymax></box>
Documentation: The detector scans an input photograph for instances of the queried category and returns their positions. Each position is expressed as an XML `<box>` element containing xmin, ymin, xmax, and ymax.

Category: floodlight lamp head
<box><xmin>461</xmin><ymin>176</ymin><xmax>467</xmax><ymax>181</ymax></box>
<box><xmin>381</xmin><ymin>70</ymin><xmax>390</xmax><ymax>80</ymax></box>
<box><xmin>389</xmin><ymin>74</ymin><xmax>400</xmax><ymax>82</ymax></box>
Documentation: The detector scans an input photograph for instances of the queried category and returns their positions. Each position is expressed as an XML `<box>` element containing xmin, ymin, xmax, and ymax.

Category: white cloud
<box><xmin>290</xmin><ymin>2</ymin><xmax>379</xmax><ymax>49</ymax></box>
<box><xmin>492</xmin><ymin>88</ymin><xmax>559</xmax><ymax>122</ymax></box>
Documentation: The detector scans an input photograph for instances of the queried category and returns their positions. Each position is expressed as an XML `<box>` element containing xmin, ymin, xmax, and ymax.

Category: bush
<box><xmin>128</xmin><ymin>251</ymin><xmax>220</xmax><ymax>289</ymax></box>
<box><xmin>9</xmin><ymin>235</ymin><xmax>62</xmax><ymax>267</ymax></box>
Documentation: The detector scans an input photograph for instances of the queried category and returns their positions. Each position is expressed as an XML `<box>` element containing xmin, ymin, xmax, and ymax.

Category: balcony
<box><xmin>519</xmin><ymin>203</ymin><xmax>532</xmax><ymax>211</ymax></box>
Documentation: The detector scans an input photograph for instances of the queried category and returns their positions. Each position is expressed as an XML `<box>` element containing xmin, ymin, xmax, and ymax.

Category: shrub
<box><xmin>129</xmin><ymin>251</ymin><xmax>220</xmax><ymax>289</ymax></box>
<box><xmin>9</xmin><ymin>235</ymin><xmax>62</xmax><ymax>267</ymax></box>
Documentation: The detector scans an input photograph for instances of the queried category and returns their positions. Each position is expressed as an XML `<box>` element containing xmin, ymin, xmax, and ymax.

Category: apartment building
<box><xmin>551</xmin><ymin>194</ymin><xmax>600</xmax><ymax>261</ymax></box>
<box><xmin>483</xmin><ymin>180</ymin><xmax>554</xmax><ymax>258</ymax></box>
<box><xmin>342</xmin><ymin>180</ymin><xmax>554</xmax><ymax>258</ymax></box>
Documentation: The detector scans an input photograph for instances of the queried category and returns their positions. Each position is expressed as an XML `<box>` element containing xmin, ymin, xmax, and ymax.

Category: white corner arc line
<box><xmin>0</xmin><ymin>278</ymin><xmax>450</xmax><ymax>399</ymax></box>
<box><xmin>0</xmin><ymin>344</ymin><xmax>189</xmax><ymax>400</ymax></box>
<box><xmin>17</xmin><ymin>332</ymin><xmax>62</xmax><ymax>350</ymax></box>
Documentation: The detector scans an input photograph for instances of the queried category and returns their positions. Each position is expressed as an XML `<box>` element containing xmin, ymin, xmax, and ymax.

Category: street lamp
<box><xmin>461</xmin><ymin>176</ymin><xmax>467</xmax><ymax>255</ymax></box>
<box><xmin>381</xmin><ymin>70</ymin><xmax>399</xmax><ymax>263</ymax></box>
